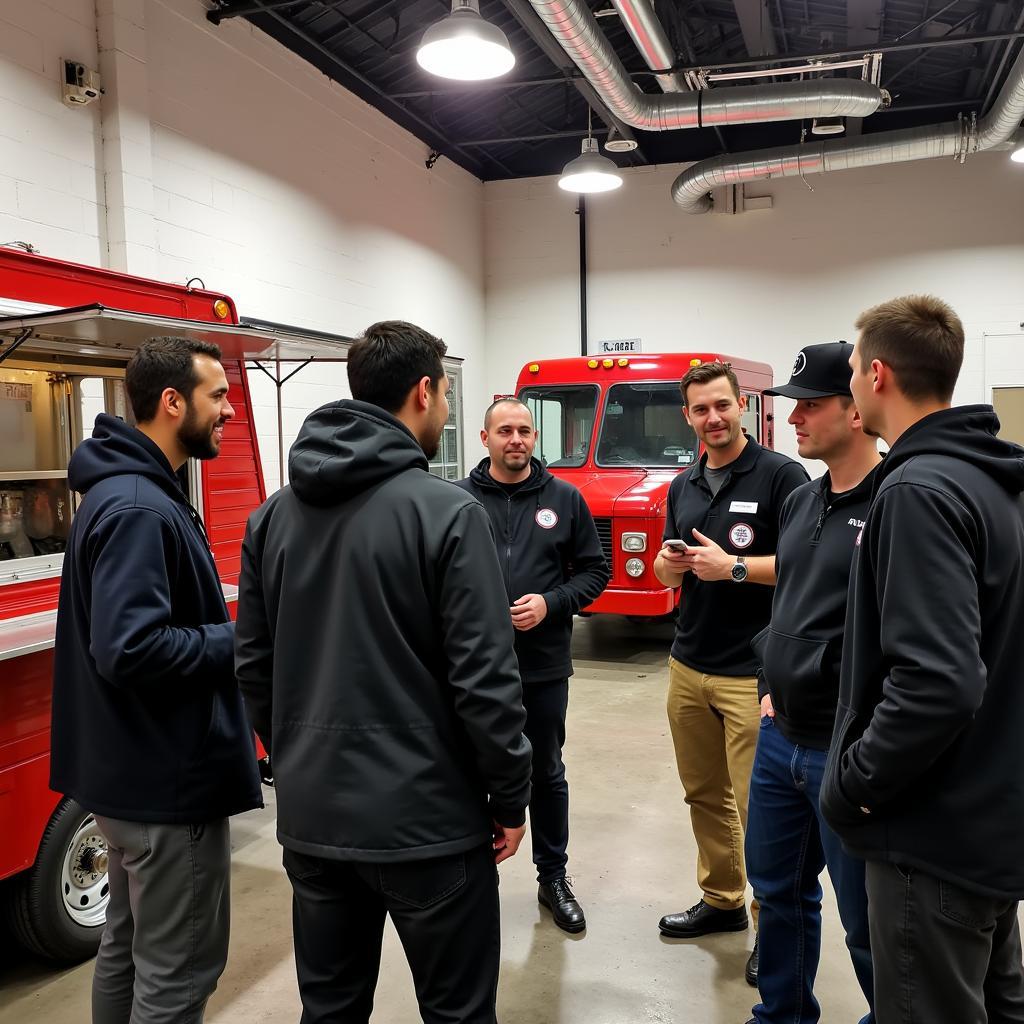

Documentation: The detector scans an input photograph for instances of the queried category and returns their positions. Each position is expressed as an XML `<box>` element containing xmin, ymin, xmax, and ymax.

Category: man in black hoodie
<box><xmin>743</xmin><ymin>342</ymin><xmax>880</xmax><ymax>1024</ymax></box>
<box><xmin>51</xmin><ymin>337</ymin><xmax>262</xmax><ymax>1023</ymax></box>
<box><xmin>820</xmin><ymin>295</ymin><xmax>1024</xmax><ymax>1023</ymax></box>
<box><xmin>235</xmin><ymin>322</ymin><xmax>533</xmax><ymax>1024</ymax></box>
<box><xmin>456</xmin><ymin>398</ymin><xmax>609</xmax><ymax>933</ymax></box>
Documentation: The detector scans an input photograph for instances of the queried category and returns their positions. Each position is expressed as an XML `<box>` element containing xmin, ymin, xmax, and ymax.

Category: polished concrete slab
<box><xmin>2</xmin><ymin>617</ymin><xmax>880</xmax><ymax>1022</ymax></box>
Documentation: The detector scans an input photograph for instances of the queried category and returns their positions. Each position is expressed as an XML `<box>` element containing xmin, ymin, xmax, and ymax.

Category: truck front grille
<box><xmin>594</xmin><ymin>517</ymin><xmax>613</xmax><ymax>570</ymax></box>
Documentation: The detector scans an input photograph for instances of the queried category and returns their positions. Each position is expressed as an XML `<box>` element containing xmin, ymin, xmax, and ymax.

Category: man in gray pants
<box><xmin>50</xmin><ymin>337</ymin><xmax>263</xmax><ymax>1023</ymax></box>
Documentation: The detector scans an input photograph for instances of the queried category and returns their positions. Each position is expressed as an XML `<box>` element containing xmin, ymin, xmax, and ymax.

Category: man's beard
<box><xmin>179</xmin><ymin>404</ymin><xmax>220</xmax><ymax>461</ymax></box>
<box><xmin>422</xmin><ymin>421</ymin><xmax>445</xmax><ymax>461</ymax></box>
<box><xmin>502</xmin><ymin>451</ymin><xmax>529</xmax><ymax>470</ymax></box>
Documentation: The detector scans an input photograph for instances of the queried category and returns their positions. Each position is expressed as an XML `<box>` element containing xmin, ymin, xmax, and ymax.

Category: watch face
<box><xmin>731</xmin><ymin>562</ymin><xmax>748</xmax><ymax>582</ymax></box>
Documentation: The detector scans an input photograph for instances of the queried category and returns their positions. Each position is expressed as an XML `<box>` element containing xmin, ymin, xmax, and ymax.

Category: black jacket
<box><xmin>235</xmin><ymin>401</ymin><xmax>533</xmax><ymax>862</ymax></box>
<box><xmin>820</xmin><ymin>406</ymin><xmax>1024</xmax><ymax>899</ymax></box>
<box><xmin>455</xmin><ymin>458</ymin><xmax>609</xmax><ymax>684</ymax></box>
<box><xmin>664</xmin><ymin>438</ymin><xmax>808</xmax><ymax>676</ymax></box>
<box><xmin>50</xmin><ymin>415</ymin><xmax>262</xmax><ymax>823</ymax></box>
<box><xmin>753</xmin><ymin>468</ymin><xmax>877</xmax><ymax>750</ymax></box>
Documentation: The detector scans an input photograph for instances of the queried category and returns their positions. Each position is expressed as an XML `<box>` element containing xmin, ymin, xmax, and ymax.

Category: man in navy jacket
<box><xmin>51</xmin><ymin>337</ymin><xmax>261</xmax><ymax>1024</ymax></box>
<box><xmin>821</xmin><ymin>295</ymin><xmax>1024</xmax><ymax>1022</ymax></box>
<box><xmin>744</xmin><ymin>343</ymin><xmax>880</xmax><ymax>1024</ymax></box>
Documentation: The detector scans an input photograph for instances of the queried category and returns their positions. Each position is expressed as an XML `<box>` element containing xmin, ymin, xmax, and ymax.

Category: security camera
<box><xmin>62</xmin><ymin>60</ymin><xmax>102</xmax><ymax>107</ymax></box>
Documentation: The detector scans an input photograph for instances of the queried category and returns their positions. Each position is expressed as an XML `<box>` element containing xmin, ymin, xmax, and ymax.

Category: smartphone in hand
<box><xmin>663</xmin><ymin>539</ymin><xmax>692</xmax><ymax>553</ymax></box>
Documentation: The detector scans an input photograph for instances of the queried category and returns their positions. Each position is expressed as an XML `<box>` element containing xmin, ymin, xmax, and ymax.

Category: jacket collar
<box><xmin>689</xmin><ymin>435</ymin><xmax>762</xmax><ymax>488</ymax></box>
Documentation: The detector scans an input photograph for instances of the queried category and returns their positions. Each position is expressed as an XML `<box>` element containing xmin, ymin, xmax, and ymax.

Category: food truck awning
<box><xmin>0</xmin><ymin>304</ymin><xmax>352</xmax><ymax>363</ymax></box>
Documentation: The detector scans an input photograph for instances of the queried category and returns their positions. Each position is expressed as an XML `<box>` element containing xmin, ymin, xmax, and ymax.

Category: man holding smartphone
<box><xmin>654</xmin><ymin>361</ymin><xmax>807</xmax><ymax>986</ymax></box>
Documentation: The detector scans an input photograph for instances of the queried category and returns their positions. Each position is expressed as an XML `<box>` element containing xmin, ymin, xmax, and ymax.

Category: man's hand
<box><xmin>511</xmin><ymin>594</ymin><xmax>547</xmax><ymax>631</ymax></box>
<box><xmin>760</xmin><ymin>694</ymin><xmax>775</xmax><ymax>718</ymax></box>
<box><xmin>654</xmin><ymin>543</ymin><xmax>690</xmax><ymax>586</ymax></box>
<box><xmin>493</xmin><ymin>821</ymin><xmax>527</xmax><ymax>864</ymax></box>
<box><xmin>687</xmin><ymin>528</ymin><xmax>737</xmax><ymax>581</ymax></box>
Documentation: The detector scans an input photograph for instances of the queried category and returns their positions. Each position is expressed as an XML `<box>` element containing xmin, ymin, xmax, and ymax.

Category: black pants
<box><xmin>283</xmin><ymin>843</ymin><xmax>500</xmax><ymax>1024</ymax></box>
<box><xmin>866</xmin><ymin>860</ymin><xmax>1024</xmax><ymax>1024</ymax></box>
<box><xmin>523</xmin><ymin>678</ymin><xmax>570</xmax><ymax>884</ymax></box>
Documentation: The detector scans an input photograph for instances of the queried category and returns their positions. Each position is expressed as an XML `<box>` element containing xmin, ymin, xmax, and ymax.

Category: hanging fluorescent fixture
<box><xmin>559</xmin><ymin>137</ymin><xmax>624</xmax><ymax>193</ymax></box>
<box><xmin>1011</xmin><ymin>130</ymin><xmax>1024</xmax><ymax>164</ymax></box>
<box><xmin>811</xmin><ymin>116</ymin><xmax>846</xmax><ymax>136</ymax></box>
<box><xmin>416</xmin><ymin>0</ymin><xmax>515</xmax><ymax>82</ymax></box>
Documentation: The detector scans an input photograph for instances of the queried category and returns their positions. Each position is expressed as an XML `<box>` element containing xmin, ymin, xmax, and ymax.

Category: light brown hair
<box><xmin>854</xmin><ymin>295</ymin><xmax>964</xmax><ymax>403</ymax></box>
<box><xmin>679</xmin><ymin>361</ymin><xmax>740</xmax><ymax>407</ymax></box>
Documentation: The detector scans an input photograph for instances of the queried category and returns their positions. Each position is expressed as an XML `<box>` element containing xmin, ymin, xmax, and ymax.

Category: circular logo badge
<box><xmin>729</xmin><ymin>522</ymin><xmax>754</xmax><ymax>549</ymax></box>
<box><xmin>535</xmin><ymin>508</ymin><xmax>558</xmax><ymax>529</ymax></box>
<box><xmin>792</xmin><ymin>351</ymin><xmax>807</xmax><ymax>376</ymax></box>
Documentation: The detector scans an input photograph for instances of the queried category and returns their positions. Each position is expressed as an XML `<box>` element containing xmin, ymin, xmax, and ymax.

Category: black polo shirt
<box><xmin>663</xmin><ymin>437</ymin><xmax>808</xmax><ymax>676</ymax></box>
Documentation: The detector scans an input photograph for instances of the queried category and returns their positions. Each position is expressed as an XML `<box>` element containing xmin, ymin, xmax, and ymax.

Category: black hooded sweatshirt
<box><xmin>50</xmin><ymin>414</ymin><xmax>262</xmax><ymax>823</ymax></box>
<box><xmin>752</xmin><ymin>467</ymin><xmax>878</xmax><ymax>750</ymax></box>
<box><xmin>234</xmin><ymin>400</ymin><xmax>533</xmax><ymax>862</ymax></box>
<box><xmin>455</xmin><ymin>458</ymin><xmax>609</xmax><ymax>684</ymax></box>
<box><xmin>820</xmin><ymin>406</ymin><xmax>1024</xmax><ymax>899</ymax></box>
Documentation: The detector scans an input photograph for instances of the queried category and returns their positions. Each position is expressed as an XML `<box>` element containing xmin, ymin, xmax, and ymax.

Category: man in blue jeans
<box><xmin>744</xmin><ymin>342</ymin><xmax>880</xmax><ymax>1024</ymax></box>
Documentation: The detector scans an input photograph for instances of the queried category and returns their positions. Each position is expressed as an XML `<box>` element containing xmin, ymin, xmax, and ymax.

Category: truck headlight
<box><xmin>621</xmin><ymin>532</ymin><xmax>647</xmax><ymax>552</ymax></box>
<box><xmin>625</xmin><ymin>557</ymin><xmax>645</xmax><ymax>578</ymax></box>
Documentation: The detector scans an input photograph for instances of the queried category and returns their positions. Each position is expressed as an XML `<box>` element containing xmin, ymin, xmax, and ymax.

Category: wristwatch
<box><xmin>731</xmin><ymin>556</ymin><xmax>748</xmax><ymax>583</ymax></box>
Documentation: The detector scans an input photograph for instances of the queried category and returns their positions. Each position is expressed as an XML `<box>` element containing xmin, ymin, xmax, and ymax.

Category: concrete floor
<box><xmin>1</xmin><ymin>616</ymin><xmax>874</xmax><ymax>1023</ymax></box>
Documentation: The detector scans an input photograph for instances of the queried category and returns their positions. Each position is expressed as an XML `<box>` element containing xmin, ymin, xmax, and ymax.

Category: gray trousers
<box><xmin>92</xmin><ymin>816</ymin><xmax>231</xmax><ymax>1024</ymax></box>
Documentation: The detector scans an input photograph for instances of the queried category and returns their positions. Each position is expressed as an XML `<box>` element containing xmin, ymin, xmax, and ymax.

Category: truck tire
<box><xmin>5</xmin><ymin>798</ymin><xmax>109</xmax><ymax>963</ymax></box>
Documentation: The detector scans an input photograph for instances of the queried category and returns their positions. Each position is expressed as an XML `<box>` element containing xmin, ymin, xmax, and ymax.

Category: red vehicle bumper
<box><xmin>585</xmin><ymin>586</ymin><xmax>677</xmax><ymax>617</ymax></box>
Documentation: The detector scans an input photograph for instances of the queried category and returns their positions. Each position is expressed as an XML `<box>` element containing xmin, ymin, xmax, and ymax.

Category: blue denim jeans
<box><xmin>746</xmin><ymin>717</ymin><xmax>874</xmax><ymax>1024</ymax></box>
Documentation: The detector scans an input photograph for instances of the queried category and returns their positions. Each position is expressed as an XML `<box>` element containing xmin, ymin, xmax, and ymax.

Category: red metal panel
<box><xmin>0</xmin><ymin>578</ymin><xmax>61</xmax><ymax>621</ymax></box>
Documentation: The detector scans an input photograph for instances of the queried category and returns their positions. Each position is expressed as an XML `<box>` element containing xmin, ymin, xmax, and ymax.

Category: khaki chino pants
<box><xmin>667</xmin><ymin>656</ymin><xmax>761</xmax><ymax>921</ymax></box>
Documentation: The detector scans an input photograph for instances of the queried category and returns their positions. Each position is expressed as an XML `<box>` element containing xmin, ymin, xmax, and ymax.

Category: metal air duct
<box><xmin>670</xmin><ymin>42</ymin><xmax>1024</xmax><ymax>213</ymax></box>
<box><xmin>527</xmin><ymin>0</ymin><xmax>885</xmax><ymax>129</ymax></box>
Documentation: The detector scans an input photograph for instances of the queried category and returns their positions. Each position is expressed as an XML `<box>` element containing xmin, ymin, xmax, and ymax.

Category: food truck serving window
<box><xmin>0</xmin><ymin>365</ymin><xmax>130</xmax><ymax>573</ymax></box>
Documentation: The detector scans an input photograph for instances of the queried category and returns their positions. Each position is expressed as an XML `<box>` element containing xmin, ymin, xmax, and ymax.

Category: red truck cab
<box><xmin>0</xmin><ymin>246</ymin><xmax>346</xmax><ymax>962</ymax></box>
<box><xmin>515</xmin><ymin>353</ymin><xmax>775</xmax><ymax>617</ymax></box>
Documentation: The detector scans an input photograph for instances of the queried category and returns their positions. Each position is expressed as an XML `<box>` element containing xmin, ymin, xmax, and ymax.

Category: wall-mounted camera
<box><xmin>61</xmin><ymin>59</ymin><xmax>102</xmax><ymax>107</ymax></box>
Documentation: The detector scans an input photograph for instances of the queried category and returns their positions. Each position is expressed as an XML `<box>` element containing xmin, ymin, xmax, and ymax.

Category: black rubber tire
<box><xmin>4</xmin><ymin>798</ymin><xmax>106</xmax><ymax>963</ymax></box>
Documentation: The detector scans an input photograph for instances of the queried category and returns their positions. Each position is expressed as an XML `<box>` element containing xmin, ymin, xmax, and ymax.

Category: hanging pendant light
<box><xmin>416</xmin><ymin>0</ymin><xmax>515</xmax><ymax>82</ymax></box>
<box><xmin>1010</xmin><ymin>130</ymin><xmax>1024</xmax><ymax>164</ymax></box>
<box><xmin>558</xmin><ymin>137</ymin><xmax>624</xmax><ymax>193</ymax></box>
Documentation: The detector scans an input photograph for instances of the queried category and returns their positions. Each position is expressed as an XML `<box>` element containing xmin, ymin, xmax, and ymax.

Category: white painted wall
<box><xmin>483</xmin><ymin>156</ymin><xmax>1024</xmax><ymax>460</ymax></box>
<box><xmin>0</xmin><ymin>0</ymin><xmax>486</xmax><ymax>492</ymax></box>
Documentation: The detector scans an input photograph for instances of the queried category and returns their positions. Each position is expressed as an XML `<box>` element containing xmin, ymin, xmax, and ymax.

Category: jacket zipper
<box><xmin>505</xmin><ymin>495</ymin><xmax>513</xmax><ymax>595</ymax></box>
<box><xmin>814</xmin><ymin>499</ymin><xmax>832</xmax><ymax>542</ymax></box>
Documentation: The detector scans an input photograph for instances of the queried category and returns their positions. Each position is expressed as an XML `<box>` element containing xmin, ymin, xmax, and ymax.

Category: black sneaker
<box><xmin>538</xmin><ymin>877</ymin><xmax>586</xmax><ymax>933</ymax></box>
<box><xmin>659</xmin><ymin>899</ymin><xmax>748</xmax><ymax>938</ymax></box>
<box><xmin>745</xmin><ymin>936</ymin><xmax>758</xmax><ymax>986</ymax></box>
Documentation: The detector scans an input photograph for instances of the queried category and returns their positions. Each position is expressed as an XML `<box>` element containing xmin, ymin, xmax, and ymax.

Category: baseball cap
<box><xmin>765</xmin><ymin>341</ymin><xmax>855</xmax><ymax>399</ymax></box>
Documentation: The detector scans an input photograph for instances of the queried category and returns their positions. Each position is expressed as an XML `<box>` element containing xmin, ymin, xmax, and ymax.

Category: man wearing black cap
<box><xmin>743</xmin><ymin>342</ymin><xmax>880</xmax><ymax>1024</ymax></box>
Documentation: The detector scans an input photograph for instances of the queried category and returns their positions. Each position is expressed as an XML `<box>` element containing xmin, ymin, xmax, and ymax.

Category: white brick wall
<box><xmin>483</xmin><ymin>156</ymin><xmax>1024</xmax><ymax>461</ymax></box>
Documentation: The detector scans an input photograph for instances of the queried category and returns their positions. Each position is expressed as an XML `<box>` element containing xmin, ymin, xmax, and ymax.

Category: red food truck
<box><xmin>515</xmin><ymin>353</ymin><xmax>776</xmax><ymax>617</ymax></box>
<box><xmin>0</xmin><ymin>246</ymin><xmax>349</xmax><ymax>962</ymax></box>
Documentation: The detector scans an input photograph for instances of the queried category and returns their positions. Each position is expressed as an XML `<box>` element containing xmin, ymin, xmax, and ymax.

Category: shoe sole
<box><xmin>658</xmin><ymin>919</ymin><xmax>749</xmax><ymax>938</ymax></box>
<box><xmin>538</xmin><ymin>896</ymin><xmax>586</xmax><ymax>934</ymax></box>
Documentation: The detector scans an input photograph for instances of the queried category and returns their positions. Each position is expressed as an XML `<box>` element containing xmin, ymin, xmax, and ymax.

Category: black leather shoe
<box><xmin>659</xmin><ymin>900</ymin><xmax>748</xmax><ymax>938</ymax></box>
<box><xmin>745</xmin><ymin>937</ymin><xmax>758</xmax><ymax>986</ymax></box>
<box><xmin>538</xmin><ymin>877</ymin><xmax>586</xmax><ymax>933</ymax></box>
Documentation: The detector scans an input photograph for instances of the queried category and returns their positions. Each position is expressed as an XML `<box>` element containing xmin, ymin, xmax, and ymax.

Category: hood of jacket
<box><xmin>68</xmin><ymin>413</ymin><xmax>184</xmax><ymax>503</ymax></box>
<box><xmin>466</xmin><ymin>456</ymin><xmax>552</xmax><ymax>495</ymax></box>
<box><xmin>288</xmin><ymin>400</ymin><xmax>428</xmax><ymax>506</ymax></box>
<box><xmin>878</xmin><ymin>405</ymin><xmax>1024</xmax><ymax>497</ymax></box>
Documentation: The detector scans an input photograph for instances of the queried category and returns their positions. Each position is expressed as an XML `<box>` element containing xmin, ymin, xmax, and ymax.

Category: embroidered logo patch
<box><xmin>792</xmin><ymin>351</ymin><xmax>807</xmax><ymax>376</ymax></box>
<box><xmin>536</xmin><ymin>508</ymin><xmax>558</xmax><ymax>529</ymax></box>
<box><xmin>729</xmin><ymin>522</ymin><xmax>754</xmax><ymax>549</ymax></box>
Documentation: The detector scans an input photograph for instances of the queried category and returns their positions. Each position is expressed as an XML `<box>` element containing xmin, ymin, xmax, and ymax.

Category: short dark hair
<box><xmin>679</xmin><ymin>361</ymin><xmax>740</xmax><ymax>407</ymax></box>
<box><xmin>484</xmin><ymin>397</ymin><xmax>532</xmax><ymax>429</ymax></box>
<box><xmin>126</xmin><ymin>336</ymin><xmax>223</xmax><ymax>422</ymax></box>
<box><xmin>854</xmin><ymin>295</ymin><xmax>964</xmax><ymax>402</ymax></box>
<box><xmin>347</xmin><ymin>320</ymin><xmax>447</xmax><ymax>413</ymax></box>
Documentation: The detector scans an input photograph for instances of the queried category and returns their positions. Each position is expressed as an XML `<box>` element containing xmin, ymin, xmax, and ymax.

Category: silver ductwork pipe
<box><xmin>528</xmin><ymin>0</ymin><xmax>885</xmax><ymax>129</ymax></box>
<box><xmin>671</xmin><ymin>41</ymin><xmax>1024</xmax><ymax>212</ymax></box>
<box><xmin>609</xmin><ymin>0</ymin><xmax>688</xmax><ymax>93</ymax></box>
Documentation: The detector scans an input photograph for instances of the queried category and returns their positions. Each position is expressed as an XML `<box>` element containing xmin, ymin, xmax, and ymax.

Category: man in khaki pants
<box><xmin>654</xmin><ymin>361</ymin><xmax>806</xmax><ymax>986</ymax></box>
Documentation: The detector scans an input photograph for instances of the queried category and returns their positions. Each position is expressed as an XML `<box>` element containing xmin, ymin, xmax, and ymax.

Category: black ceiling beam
<box><xmin>208</xmin><ymin>0</ymin><xmax>515</xmax><ymax>179</ymax></box>
<box><xmin>207</xmin><ymin>0</ymin><xmax>309</xmax><ymax>24</ymax></box>
<box><xmin>461</xmin><ymin>127</ymin><xmax>610</xmax><ymax>146</ymax></box>
<box><xmin>981</xmin><ymin>11</ymin><xmax>1024</xmax><ymax>116</ymax></box>
<box><xmin>497</xmin><ymin>0</ymin><xmax>647</xmax><ymax>165</ymax></box>
<box><xmin>392</xmin><ymin>75</ymin><xmax>578</xmax><ymax>99</ymax></box>
<box><xmin>678</xmin><ymin>29</ymin><xmax>1024</xmax><ymax>74</ymax></box>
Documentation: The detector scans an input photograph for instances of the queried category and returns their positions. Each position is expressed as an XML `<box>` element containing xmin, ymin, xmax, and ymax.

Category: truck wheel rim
<box><xmin>61</xmin><ymin>816</ymin><xmax>110</xmax><ymax>928</ymax></box>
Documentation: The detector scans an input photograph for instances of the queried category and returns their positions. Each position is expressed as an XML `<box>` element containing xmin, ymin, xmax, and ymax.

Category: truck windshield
<box><xmin>596</xmin><ymin>382</ymin><xmax>699</xmax><ymax>469</ymax></box>
<box><xmin>519</xmin><ymin>385</ymin><xmax>598</xmax><ymax>468</ymax></box>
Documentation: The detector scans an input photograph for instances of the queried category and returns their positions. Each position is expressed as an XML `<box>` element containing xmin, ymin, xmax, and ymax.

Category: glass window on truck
<box><xmin>595</xmin><ymin>382</ymin><xmax>699</xmax><ymax>469</ymax></box>
<box><xmin>519</xmin><ymin>385</ymin><xmax>599</xmax><ymax>469</ymax></box>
